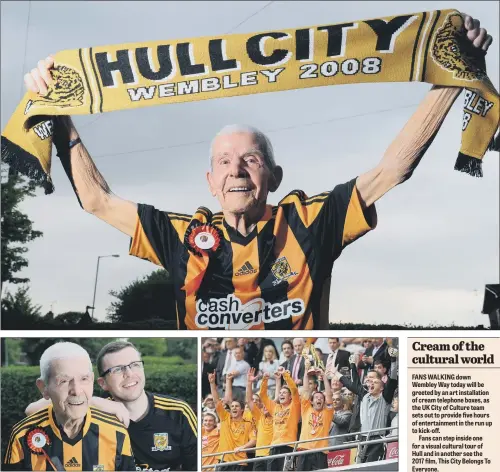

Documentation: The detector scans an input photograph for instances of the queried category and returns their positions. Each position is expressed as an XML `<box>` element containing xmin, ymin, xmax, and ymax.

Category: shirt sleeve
<box><xmin>181</xmin><ymin>404</ymin><xmax>198</xmax><ymax>471</ymax></box>
<box><xmin>216</xmin><ymin>399</ymin><xmax>230</xmax><ymax>422</ymax></box>
<box><xmin>129</xmin><ymin>204</ymin><xmax>191</xmax><ymax>272</ymax></box>
<box><xmin>3</xmin><ymin>431</ymin><xmax>23</xmax><ymax>467</ymax></box>
<box><xmin>324</xmin><ymin>403</ymin><xmax>335</xmax><ymax>423</ymax></box>
<box><xmin>309</xmin><ymin>178</ymin><xmax>376</xmax><ymax>261</ymax></box>
<box><xmin>249</xmin><ymin>402</ymin><xmax>262</xmax><ymax>422</ymax></box>
<box><xmin>300</xmin><ymin>396</ymin><xmax>310</xmax><ymax>413</ymax></box>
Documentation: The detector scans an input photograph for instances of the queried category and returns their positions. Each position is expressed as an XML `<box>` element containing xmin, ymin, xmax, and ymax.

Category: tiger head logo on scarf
<box><xmin>431</xmin><ymin>13</ymin><xmax>486</xmax><ymax>82</ymax></box>
<box><xmin>25</xmin><ymin>65</ymin><xmax>84</xmax><ymax>115</ymax></box>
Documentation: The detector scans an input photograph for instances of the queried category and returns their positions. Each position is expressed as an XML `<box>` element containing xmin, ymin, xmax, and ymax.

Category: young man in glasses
<box><xmin>25</xmin><ymin>340</ymin><xmax>198</xmax><ymax>471</ymax></box>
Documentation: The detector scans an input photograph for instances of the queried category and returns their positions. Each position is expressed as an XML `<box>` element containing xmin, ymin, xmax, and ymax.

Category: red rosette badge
<box><xmin>26</xmin><ymin>428</ymin><xmax>50</xmax><ymax>454</ymax></box>
<box><xmin>185</xmin><ymin>224</ymin><xmax>222</xmax><ymax>257</ymax></box>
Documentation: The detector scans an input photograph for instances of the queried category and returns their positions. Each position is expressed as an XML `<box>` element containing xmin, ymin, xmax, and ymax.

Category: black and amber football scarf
<box><xmin>1</xmin><ymin>9</ymin><xmax>499</xmax><ymax>193</ymax></box>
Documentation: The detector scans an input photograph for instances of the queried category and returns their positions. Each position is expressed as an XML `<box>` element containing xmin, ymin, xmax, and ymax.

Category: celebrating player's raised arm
<box><xmin>282</xmin><ymin>370</ymin><xmax>299</xmax><ymax>401</ymax></box>
<box><xmin>24</xmin><ymin>57</ymin><xmax>138</xmax><ymax>237</ymax></box>
<box><xmin>246</xmin><ymin>368</ymin><xmax>257</xmax><ymax>410</ymax></box>
<box><xmin>208</xmin><ymin>372</ymin><xmax>220</xmax><ymax>404</ymax></box>
<box><xmin>321</xmin><ymin>369</ymin><xmax>333</xmax><ymax>405</ymax></box>
<box><xmin>301</xmin><ymin>358</ymin><xmax>312</xmax><ymax>401</ymax></box>
<box><xmin>224</xmin><ymin>372</ymin><xmax>234</xmax><ymax>404</ymax></box>
<box><xmin>356</xmin><ymin>14</ymin><xmax>492</xmax><ymax>207</ymax></box>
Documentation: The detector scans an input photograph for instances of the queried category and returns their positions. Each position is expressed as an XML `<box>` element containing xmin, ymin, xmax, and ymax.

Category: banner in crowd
<box><xmin>327</xmin><ymin>448</ymin><xmax>355</xmax><ymax>468</ymax></box>
<box><xmin>386</xmin><ymin>441</ymin><xmax>399</xmax><ymax>460</ymax></box>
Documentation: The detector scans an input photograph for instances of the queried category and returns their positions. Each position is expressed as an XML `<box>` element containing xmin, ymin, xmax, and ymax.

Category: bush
<box><xmin>1</xmin><ymin>361</ymin><xmax>197</xmax><ymax>460</ymax></box>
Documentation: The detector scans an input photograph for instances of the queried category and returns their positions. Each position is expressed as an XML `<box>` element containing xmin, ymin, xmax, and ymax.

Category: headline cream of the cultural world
<box><xmin>411</xmin><ymin>340</ymin><xmax>494</xmax><ymax>365</ymax></box>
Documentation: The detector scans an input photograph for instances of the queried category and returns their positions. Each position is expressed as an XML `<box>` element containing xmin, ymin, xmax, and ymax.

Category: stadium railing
<box><xmin>201</xmin><ymin>425</ymin><xmax>398</xmax><ymax>470</ymax></box>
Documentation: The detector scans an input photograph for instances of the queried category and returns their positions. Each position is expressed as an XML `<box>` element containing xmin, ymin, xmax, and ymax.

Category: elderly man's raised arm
<box><xmin>24</xmin><ymin>58</ymin><xmax>138</xmax><ymax>236</ymax></box>
<box><xmin>356</xmin><ymin>86</ymin><xmax>461</xmax><ymax>206</ymax></box>
<box><xmin>54</xmin><ymin>116</ymin><xmax>138</xmax><ymax>236</ymax></box>
<box><xmin>356</xmin><ymin>14</ymin><xmax>492</xmax><ymax>207</ymax></box>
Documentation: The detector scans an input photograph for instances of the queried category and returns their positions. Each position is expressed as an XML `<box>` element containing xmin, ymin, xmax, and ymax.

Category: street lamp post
<box><xmin>91</xmin><ymin>254</ymin><xmax>120</xmax><ymax>320</ymax></box>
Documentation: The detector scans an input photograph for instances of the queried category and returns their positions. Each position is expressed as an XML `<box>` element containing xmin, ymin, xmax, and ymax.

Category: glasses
<box><xmin>100</xmin><ymin>360</ymin><xmax>145</xmax><ymax>377</ymax></box>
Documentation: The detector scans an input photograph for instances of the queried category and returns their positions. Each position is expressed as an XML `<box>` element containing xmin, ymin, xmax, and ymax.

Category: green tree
<box><xmin>107</xmin><ymin>269</ymin><xmax>176</xmax><ymax>325</ymax></box>
<box><xmin>165</xmin><ymin>339</ymin><xmax>197</xmax><ymax>361</ymax></box>
<box><xmin>131</xmin><ymin>338</ymin><xmax>167</xmax><ymax>357</ymax></box>
<box><xmin>1</xmin><ymin>285</ymin><xmax>42</xmax><ymax>329</ymax></box>
<box><xmin>1</xmin><ymin>172</ymin><xmax>43</xmax><ymax>286</ymax></box>
<box><xmin>21</xmin><ymin>338</ymin><xmax>119</xmax><ymax>365</ymax></box>
<box><xmin>1</xmin><ymin>338</ymin><xmax>23</xmax><ymax>366</ymax></box>
<box><xmin>53</xmin><ymin>311</ymin><xmax>86</xmax><ymax>325</ymax></box>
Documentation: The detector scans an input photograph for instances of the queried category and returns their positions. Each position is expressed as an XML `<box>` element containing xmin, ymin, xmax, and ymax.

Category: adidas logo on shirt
<box><xmin>235</xmin><ymin>261</ymin><xmax>257</xmax><ymax>276</ymax></box>
<box><xmin>65</xmin><ymin>457</ymin><xmax>80</xmax><ymax>467</ymax></box>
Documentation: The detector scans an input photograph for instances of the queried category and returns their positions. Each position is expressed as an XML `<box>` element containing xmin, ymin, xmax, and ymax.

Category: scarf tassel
<box><xmin>454</xmin><ymin>152</ymin><xmax>483</xmax><ymax>178</ymax></box>
<box><xmin>1</xmin><ymin>137</ymin><xmax>54</xmax><ymax>194</ymax></box>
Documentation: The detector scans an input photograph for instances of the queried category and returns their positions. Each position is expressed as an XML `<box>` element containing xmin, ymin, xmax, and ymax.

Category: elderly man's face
<box><xmin>207</xmin><ymin>132</ymin><xmax>276</xmax><ymax>214</ymax></box>
<box><xmin>98</xmin><ymin>347</ymin><xmax>145</xmax><ymax>402</ymax></box>
<box><xmin>293</xmin><ymin>338</ymin><xmax>305</xmax><ymax>354</ymax></box>
<box><xmin>40</xmin><ymin>356</ymin><xmax>93</xmax><ymax>422</ymax></box>
<box><xmin>332</xmin><ymin>393</ymin><xmax>342</xmax><ymax>410</ymax></box>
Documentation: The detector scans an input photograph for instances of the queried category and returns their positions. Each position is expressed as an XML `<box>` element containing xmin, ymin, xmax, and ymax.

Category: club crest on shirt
<box><xmin>271</xmin><ymin>256</ymin><xmax>298</xmax><ymax>286</ymax></box>
<box><xmin>152</xmin><ymin>432</ymin><xmax>172</xmax><ymax>452</ymax></box>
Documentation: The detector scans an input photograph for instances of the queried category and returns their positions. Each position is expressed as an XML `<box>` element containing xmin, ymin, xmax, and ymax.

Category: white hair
<box><xmin>209</xmin><ymin>124</ymin><xmax>277</xmax><ymax>170</ymax></box>
<box><xmin>39</xmin><ymin>342</ymin><xmax>93</xmax><ymax>383</ymax></box>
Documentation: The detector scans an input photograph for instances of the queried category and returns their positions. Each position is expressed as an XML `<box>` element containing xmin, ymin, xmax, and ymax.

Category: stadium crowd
<box><xmin>201</xmin><ymin>337</ymin><xmax>399</xmax><ymax>471</ymax></box>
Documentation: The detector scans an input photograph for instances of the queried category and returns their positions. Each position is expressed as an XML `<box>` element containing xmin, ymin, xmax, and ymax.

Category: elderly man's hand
<box><xmin>99</xmin><ymin>401</ymin><xmax>130</xmax><ymax>428</ymax></box>
<box><xmin>462</xmin><ymin>13</ymin><xmax>492</xmax><ymax>51</ymax></box>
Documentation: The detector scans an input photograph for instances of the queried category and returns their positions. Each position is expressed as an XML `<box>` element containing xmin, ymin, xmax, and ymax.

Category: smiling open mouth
<box><xmin>123</xmin><ymin>381</ymin><xmax>138</xmax><ymax>388</ymax></box>
<box><xmin>228</xmin><ymin>187</ymin><xmax>252</xmax><ymax>192</ymax></box>
<box><xmin>68</xmin><ymin>400</ymin><xmax>84</xmax><ymax>406</ymax></box>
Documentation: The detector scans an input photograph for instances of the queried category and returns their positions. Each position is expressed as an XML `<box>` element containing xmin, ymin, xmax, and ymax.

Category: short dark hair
<box><xmin>281</xmin><ymin>340</ymin><xmax>293</xmax><ymax>350</ymax></box>
<box><xmin>231</xmin><ymin>399</ymin><xmax>245</xmax><ymax>409</ymax></box>
<box><xmin>96</xmin><ymin>341</ymin><xmax>141</xmax><ymax>376</ymax></box>
<box><xmin>367</xmin><ymin>370</ymin><xmax>382</xmax><ymax>380</ymax></box>
<box><xmin>311</xmin><ymin>391</ymin><xmax>325</xmax><ymax>403</ymax></box>
<box><xmin>329</xmin><ymin>337</ymin><xmax>340</xmax><ymax>342</ymax></box>
<box><xmin>374</xmin><ymin>360</ymin><xmax>389</xmax><ymax>371</ymax></box>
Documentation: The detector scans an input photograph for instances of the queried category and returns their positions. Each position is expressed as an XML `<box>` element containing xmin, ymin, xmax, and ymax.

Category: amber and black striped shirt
<box><xmin>129</xmin><ymin>392</ymin><xmax>198</xmax><ymax>471</ymax></box>
<box><xmin>130</xmin><ymin>178</ymin><xmax>375</xmax><ymax>330</ymax></box>
<box><xmin>3</xmin><ymin>405</ymin><xmax>135</xmax><ymax>471</ymax></box>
